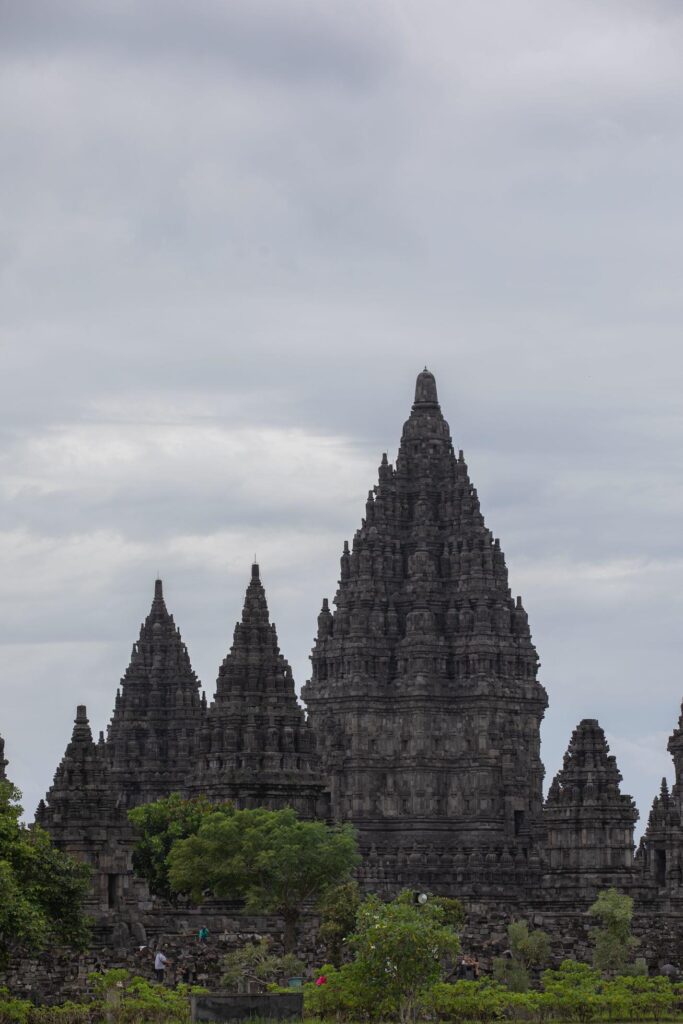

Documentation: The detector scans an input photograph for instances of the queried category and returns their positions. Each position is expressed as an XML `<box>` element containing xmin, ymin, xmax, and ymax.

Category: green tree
<box><xmin>493</xmin><ymin>920</ymin><xmax>551</xmax><ymax>992</ymax></box>
<box><xmin>431</xmin><ymin>896</ymin><xmax>466</xmax><ymax>933</ymax></box>
<box><xmin>221</xmin><ymin>938</ymin><xmax>304</xmax><ymax>991</ymax></box>
<box><xmin>128</xmin><ymin>793</ymin><xmax>231</xmax><ymax>903</ymax></box>
<box><xmin>0</xmin><ymin>780</ymin><xmax>91</xmax><ymax>964</ymax></box>
<box><xmin>168</xmin><ymin>806</ymin><xmax>360</xmax><ymax>951</ymax></box>
<box><xmin>349</xmin><ymin>891</ymin><xmax>460</xmax><ymax>1023</ymax></box>
<box><xmin>588</xmin><ymin>888</ymin><xmax>638</xmax><ymax>976</ymax></box>
<box><xmin>317</xmin><ymin>880</ymin><xmax>361</xmax><ymax>966</ymax></box>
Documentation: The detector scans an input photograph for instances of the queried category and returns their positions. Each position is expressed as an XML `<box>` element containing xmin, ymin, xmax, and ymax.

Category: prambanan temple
<box><xmin>7</xmin><ymin>370</ymin><xmax>683</xmax><ymax>947</ymax></box>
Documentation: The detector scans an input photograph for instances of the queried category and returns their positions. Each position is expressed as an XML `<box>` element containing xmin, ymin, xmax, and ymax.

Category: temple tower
<box><xmin>106</xmin><ymin>580</ymin><xmax>204</xmax><ymax>806</ymax></box>
<box><xmin>636</xmin><ymin>703</ymin><xmax>683</xmax><ymax>904</ymax></box>
<box><xmin>194</xmin><ymin>564</ymin><xmax>328</xmax><ymax>817</ymax></box>
<box><xmin>302</xmin><ymin>369</ymin><xmax>548</xmax><ymax>893</ymax></box>
<box><xmin>543</xmin><ymin>719</ymin><xmax>638</xmax><ymax>902</ymax></box>
<box><xmin>637</xmin><ymin>779</ymin><xmax>681</xmax><ymax>894</ymax></box>
<box><xmin>667</xmin><ymin>702</ymin><xmax>683</xmax><ymax>819</ymax></box>
<box><xmin>36</xmin><ymin>705</ymin><xmax>134</xmax><ymax>914</ymax></box>
<box><xmin>0</xmin><ymin>733</ymin><xmax>6</xmax><ymax>781</ymax></box>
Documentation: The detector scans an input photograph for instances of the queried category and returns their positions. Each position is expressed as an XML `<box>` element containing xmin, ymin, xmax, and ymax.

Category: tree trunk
<box><xmin>283</xmin><ymin>910</ymin><xmax>298</xmax><ymax>954</ymax></box>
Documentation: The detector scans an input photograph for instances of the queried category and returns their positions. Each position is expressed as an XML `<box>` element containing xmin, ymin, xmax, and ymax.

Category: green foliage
<box><xmin>493</xmin><ymin>920</ymin><xmax>551</xmax><ymax>992</ymax></box>
<box><xmin>348</xmin><ymin>890</ymin><xmax>461</xmax><ymax>1022</ymax></box>
<box><xmin>492</xmin><ymin>957</ymin><xmax>531</xmax><ymax>993</ymax></box>
<box><xmin>508</xmin><ymin>920</ymin><xmax>551</xmax><ymax>969</ymax></box>
<box><xmin>430</xmin><ymin>896</ymin><xmax>466</xmax><ymax>933</ymax></box>
<box><xmin>0</xmin><ymin>986</ymin><xmax>32</xmax><ymax>1024</ymax></box>
<box><xmin>0</xmin><ymin>781</ymin><xmax>91</xmax><ymax>964</ymax></box>
<box><xmin>128</xmin><ymin>793</ymin><xmax>230</xmax><ymax>903</ymax></box>
<box><xmin>168</xmin><ymin>806</ymin><xmax>360</xmax><ymax>950</ymax></box>
<box><xmin>423</xmin><ymin>962</ymin><xmax>681</xmax><ymax>1022</ymax></box>
<box><xmin>317</xmin><ymin>880</ymin><xmax>361</xmax><ymax>966</ymax></box>
<box><xmin>426</xmin><ymin>978</ymin><xmax>510</xmax><ymax>1022</ymax></box>
<box><xmin>0</xmin><ymin>971</ymin><xmax>207</xmax><ymax>1024</ymax></box>
<box><xmin>221</xmin><ymin>938</ymin><xmax>304</xmax><ymax>991</ymax></box>
<box><xmin>88</xmin><ymin>968</ymin><xmax>204</xmax><ymax>1024</ymax></box>
<box><xmin>588</xmin><ymin>888</ymin><xmax>639</xmax><ymax>976</ymax></box>
<box><xmin>303</xmin><ymin>961</ymin><xmax>394</xmax><ymax>1021</ymax></box>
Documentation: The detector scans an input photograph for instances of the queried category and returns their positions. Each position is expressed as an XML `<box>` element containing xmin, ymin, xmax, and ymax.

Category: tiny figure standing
<box><xmin>197</xmin><ymin>926</ymin><xmax>209</xmax><ymax>943</ymax></box>
<box><xmin>155</xmin><ymin>950</ymin><xmax>169</xmax><ymax>983</ymax></box>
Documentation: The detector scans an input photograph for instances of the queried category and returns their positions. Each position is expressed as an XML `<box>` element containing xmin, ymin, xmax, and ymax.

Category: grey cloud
<box><xmin>0</xmin><ymin>0</ymin><xmax>682</xmax><ymax>831</ymax></box>
<box><xmin>0</xmin><ymin>0</ymin><xmax>394</xmax><ymax>88</ymax></box>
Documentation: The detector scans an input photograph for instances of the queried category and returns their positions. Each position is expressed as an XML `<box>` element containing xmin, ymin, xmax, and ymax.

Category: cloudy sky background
<box><xmin>1</xmin><ymin>0</ymin><xmax>682</xmax><ymax>833</ymax></box>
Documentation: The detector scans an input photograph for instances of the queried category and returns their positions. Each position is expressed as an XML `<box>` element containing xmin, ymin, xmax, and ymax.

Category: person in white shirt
<box><xmin>154</xmin><ymin>950</ymin><xmax>169</xmax><ymax>983</ymax></box>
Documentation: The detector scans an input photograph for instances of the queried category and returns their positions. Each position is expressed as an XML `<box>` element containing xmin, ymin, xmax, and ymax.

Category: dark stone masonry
<box><xmin>3</xmin><ymin>369</ymin><xmax>683</xmax><ymax>990</ymax></box>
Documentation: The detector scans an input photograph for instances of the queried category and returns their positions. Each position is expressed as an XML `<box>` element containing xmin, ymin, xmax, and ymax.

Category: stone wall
<box><xmin>6</xmin><ymin>896</ymin><xmax>683</xmax><ymax>1004</ymax></box>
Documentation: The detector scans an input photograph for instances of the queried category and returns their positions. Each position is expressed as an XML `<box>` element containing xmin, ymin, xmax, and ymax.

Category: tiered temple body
<box><xmin>302</xmin><ymin>370</ymin><xmax>548</xmax><ymax>893</ymax></box>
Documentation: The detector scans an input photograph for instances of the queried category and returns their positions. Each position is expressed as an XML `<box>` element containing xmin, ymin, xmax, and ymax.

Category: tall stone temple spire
<box><xmin>194</xmin><ymin>564</ymin><xmax>327</xmax><ymax>817</ymax></box>
<box><xmin>303</xmin><ymin>369</ymin><xmax>548</xmax><ymax>893</ymax></box>
<box><xmin>106</xmin><ymin>580</ymin><xmax>204</xmax><ymax>806</ymax></box>
<box><xmin>0</xmin><ymin>732</ymin><xmax>7</xmax><ymax>781</ymax></box>
<box><xmin>543</xmin><ymin>719</ymin><xmax>637</xmax><ymax>900</ymax></box>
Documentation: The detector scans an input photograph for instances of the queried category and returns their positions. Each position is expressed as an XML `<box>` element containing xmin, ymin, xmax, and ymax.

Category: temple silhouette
<box><xmin>6</xmin><ymin>369</ymin><xmax>683</xmax><ymax>942</ymax></box>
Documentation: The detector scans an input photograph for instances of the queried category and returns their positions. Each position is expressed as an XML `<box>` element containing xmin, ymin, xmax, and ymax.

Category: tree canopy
<box><xmin>167</xmin><ymin>805</ymin><xmax>360</xmax><ymax>950</ymax></box>
<box><xmin>128</xmin><ymin>792</ymin><xmax>231</xmax><ymax>903</ymax></box>
<box><xmin>349</xmin><ymin>890</ymin><xmax>461</xmax><ymax>1022</ymax></box>
<box><xmin>318</xmin><ymin>880</ymin><xmax>362</xmax><ymax>966</ymax></box>
<box><xmin>493</xmin><ymin>920</ymin><xmax>551</xmax><ymax>991</ymax></box>
<box><xmin>0</xmin><ymin>780</ymin><xmax>91</xmax><ymax>963</ymax></box>
<box><xmin>589</xmin><ymin>888</ymin><xmax>638</xmax><ymax>976</ymax></box>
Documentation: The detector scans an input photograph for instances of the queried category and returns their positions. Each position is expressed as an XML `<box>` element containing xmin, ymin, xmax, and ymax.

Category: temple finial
<box><xmin>413</xmin><ymin>367</ymin><xmax>438</xmax><ymax>406</ymax></box>
<box><xmin>154</xmin><ymin>579</ymin><xmax>163</xmax><ymax>601</ymax></box>
<box><xmin>252</xmin><ymin>562</ymin><xmax>260</xmax><ymax>580</ymax></box>
<box><xmin>70</xmin><ymin>704</ymin><xmax>94</xmax><ymax>746</ymax></box>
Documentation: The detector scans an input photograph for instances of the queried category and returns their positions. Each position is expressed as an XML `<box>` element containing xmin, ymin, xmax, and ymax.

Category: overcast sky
<box><xmin>1</xmin><ymin>0</ymin><xmax>682</xmax><ymax>836</ymax></box>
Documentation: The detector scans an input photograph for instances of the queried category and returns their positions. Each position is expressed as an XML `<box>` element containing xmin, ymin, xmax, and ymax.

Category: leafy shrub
<box><xmin>588</xmin><ymin>889</ymin><xmax>639</xmax><ymax>977</ymax></box>
<box><xmin>0</xmin><ymin>987</ymin><xmax>32</xmax><ymax>1024</ymax></box>
<box><xmin>427</xmin><ymin>978</ymin><xmax>509</xmax><ymax>1021</ymax></box>
<box><xmin>222</xmin><ymin>938</ymin><xmax>304</xmax><ymax>991</ymax></box>
<box><xmin>317</xmin><ymin>881</ymin><xmax>361</xmax><ymax>966</ymax></box>
<box><xmin>349</xmin><ymin>891</ymin><xmax>460</xmax><ymax>1022</ymax></box>
<box><xmin>88</xmin><ymin>969</ymin><xmax>204</xmax><ymax>1024</ymax></box>
<box><xmin>303</xmin><ymin>961</ymin><xmax>387</xmax><ymax>1020</ymax></box>
<box><xmin>421</xmin><ymin>961</ymin><xmax>679</xmax><ymax>1022</ymax></box>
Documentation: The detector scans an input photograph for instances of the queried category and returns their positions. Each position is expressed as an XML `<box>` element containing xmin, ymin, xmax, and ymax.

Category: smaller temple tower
<box><xmin>637</xmin><ymin>779</ymin><xmax>681</xmax><ymax>893</ymax></box>
<box><xmin>636</xmin><ymin>702</ymin><xmax>683</xmax><ymax>905</ymax></box>
<box><xmin>543</xmin><ymin>719</ymin><xmax>638</xmax><ymax>903</ymax></box>
<box><xmin>194</xmin><ymin>564</ymin><xmax>328</xmax><ymax>817</ymax></box>
<box><xmin>0</xmin><ymin>732</ymin><xmax>7</xmax><ymax>781</ymax></box>
<box><xmin>106</xmin><ymin>580</ymin><xmax>204</xmax><ymax>806</ymax></box>
<box><xmin>36</xmin><ymin>706</ymin><xmax>134</xmax><ymax>916</ymax></box>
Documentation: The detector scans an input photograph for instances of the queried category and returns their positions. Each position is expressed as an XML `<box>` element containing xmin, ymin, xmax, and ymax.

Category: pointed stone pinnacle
<box><xmin>71</xmin><ymin>705</ymin><xmax>94</xmax><ymax>746</ymax></box>
<box><xmin>413</xmin><ymin>367</ymin><xmax>439</xmax><ymax>406</ymax></box>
